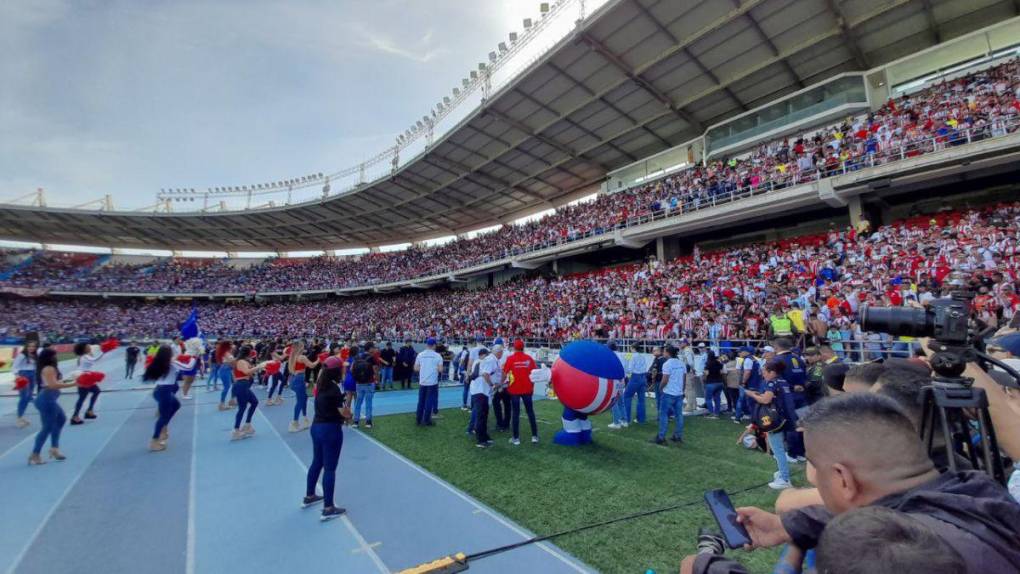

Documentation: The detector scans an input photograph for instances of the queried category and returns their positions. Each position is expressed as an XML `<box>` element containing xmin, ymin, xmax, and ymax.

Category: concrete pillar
<box><xmin>655</xmin><ymin>236</ymin><xmax>683</xmax><ymax>262</ymax></box>
<box><xmin>848</xmin><ymin>195</ymin><xmax>864</xmax><ymax>229</ymax></box>
<box><xmin>487</xmin><ymin>272</ymin><xmax>494</xmax><ymax>288</ymax></box>
<box><xmin>551</xmin><ymin>259</ymin><xmax>559</xmax><ymax>275</ymax></box>
<box><xmin>369</xmin><ymin>246</ymin><xmax>381</xmax><ymax>254</ymax></box>
<box><xmin>656</xmin><ymin>237</ymin><xmax>664</xmax><ymax>262</ymax></box>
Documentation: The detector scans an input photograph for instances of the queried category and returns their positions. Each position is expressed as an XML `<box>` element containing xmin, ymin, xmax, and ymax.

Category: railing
<box><xmin>18</xmin><ymin>114</ymin><xmax>1020</xmax><ymax>297</ymax></box>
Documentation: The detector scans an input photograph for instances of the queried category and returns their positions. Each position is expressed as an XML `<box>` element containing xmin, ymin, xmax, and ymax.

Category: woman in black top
<box><xmin>703</xmin><ymin>351</ymin><xmax>727</xmax><ymax>418</ymax></box>
<box><xmin>303</xmin><ymin>359</ymin><xmax>347</xmax><ymax>521</ymax></box>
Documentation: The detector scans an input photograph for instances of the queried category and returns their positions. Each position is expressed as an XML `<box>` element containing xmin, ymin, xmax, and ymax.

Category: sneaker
<box><xmin>149</xmin><ymin>439</ymin><xmax>167</xmax><ymax>452</ymax></box>
<box><xmin>796</xmin><ymin>456</ymin><xmax>807</xmax><ymax>463</ymax></box>
<box><xmin>231</xmin><ymin>430</ymin><xmax>245</xmax><ymax>441</ymax></box>
<box><xmin>460</xmin><ymin>406</ymin><xmax>470</xmax><ymax>411</ymax></box>
<box><xmin>352</xmin><ymin>422</ymin><xmax>360</xmax><ymax>429</ymax></box>
<box><xmin>228</xmin><ymin>399</ymin><xmax>237</xmax><ymax>407</ymax></box>
<box><xmin>607</xmin><ymin>423</ymin><xmax>621</xmax><ymax>430</ymax></box>
<box><xmin>651</xmin><ymin>437</ymin><xmax>666</xmax><ymax>445</ymax></box>
<box><xmin>670</xmin><ymin>436</ymin><xmax>684</xmax><ymax>444</ymax></box>
<box><xmin>302</xmin><ymin>417</ymin><xmax>311</xmax><ymax>429</ymax></box>
<box><xmin>70</xmin><ymin>417</ymin><xmax>84</xmax><ymax>426</ymax></box>
<box><xmin>320</xmin><ymin>507</ymin><xmax>347</xmax><ymax>522</ymax></box>
<box><xmin>485</xmin><ymin>440</ymin><xmax>494</xmax><ymax>446</ymax></box>
<box><xmin>15</xmin><ymin>417</ymin><xmax>30</xmax><ymax>428</ymax></box>
<box><xmin>218</xmin><ymin>403</ymin><xmax>228</xmax><ymax>411</ymax></box>
<box><xmin>365</xmin><ymin>422</ymin><xmax>373</xmax><ymax>429</ymax></box>
<box><xmin>510</xmin><ymin>438</ymin><xmax>521</xmax><ymax>446</ymax></box>
<box><xmin>242</xmin><ymin>424</ymin><xmax>255</xmax><ymax>437</ymax></box>
<box><xmin>740</xmin><ymin>415</ymin><xmax>751</xmax><ymax>421</ymax></box>
<box><xmin>731</xmin><ymin>417</ymin><xmax>742</xmax><ymax>424</ymax></box>
<box><xmin>773</xmin><ymin>470</ymin><xmax>781</xmax><ymax>482</ymax></box>
<box><xmin>475</xmin><ymin>443</ymin><xmax>490</xmax><ymax>449</ymax></box>
<box><xmin>182</xmin><ymin>394</ymin><xmax>192</xmax><ymax>400</ymax></box>
<box><xmin>620</xmin><ymin>421</ymin><xmax>629</xmax><ymax>428</ymax></box>
<box><xmin>302</xmin><ymin>495</ymin><xmax>324</xmax><ymax>508</ymax></box>
<box><xmin>288</xmin><ymin>421</ymin><xmax>300</xmax><ymax>433</ymax></box>
<box><xmin>531</xmin><ymin>436</ymin><xmax>539</xmax><ymax>444</ymax></box>
<box><xmin>786</xmin><ymin>455</ymin><xmax>800</xmax><ymax>465</ymax></box>
<box><xmin>768</xmin><ymin>479</ymin><xmax>793</xmax><ymax>490</ymax></box>
<box><xmin>84</xmin><ymin>411</ymin><xmax>97</xmax><ymax>420</ymax></box>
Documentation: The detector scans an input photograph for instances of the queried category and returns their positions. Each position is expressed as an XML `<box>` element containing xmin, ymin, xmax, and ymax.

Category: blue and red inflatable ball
<box><xmin>551</xmin><ymin>340</ymin><xmax>625</xmax><ymax>415</ymax></box>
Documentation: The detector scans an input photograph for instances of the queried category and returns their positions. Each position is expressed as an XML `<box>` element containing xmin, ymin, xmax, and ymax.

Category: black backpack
<box><xmin>351</xmin><ymin>352</ymin><xmax>374</xmax><ymax>384</ymax></box>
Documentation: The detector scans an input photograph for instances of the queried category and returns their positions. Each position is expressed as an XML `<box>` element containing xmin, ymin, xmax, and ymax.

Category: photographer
<box><xmin>681</xmin><ymin>394</ymin><xmax>1020</xmax><ymax>574</ymax></box>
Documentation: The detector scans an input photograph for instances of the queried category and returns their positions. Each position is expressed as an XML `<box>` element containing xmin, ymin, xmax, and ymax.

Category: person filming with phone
<box><xmin>680</xmin><ymin>393</ymin><xmax>1020</xmax><ymax>574</ymax></box>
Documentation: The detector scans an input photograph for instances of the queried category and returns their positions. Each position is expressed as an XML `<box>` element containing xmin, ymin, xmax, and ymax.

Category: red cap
<box><xmin>513</xmin><ymin>339</ymin><xmax>525</xmax><ymax>351</ymax></box>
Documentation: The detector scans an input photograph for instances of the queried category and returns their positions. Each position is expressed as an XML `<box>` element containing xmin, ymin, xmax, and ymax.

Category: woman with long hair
<box><xmin>29</xmin><ymin>349</ymin><xmax>77</xmax><ymax>465</ymax></box>
<box><xmin>304</xmin><ymin>358</ymin><xmax>347</xmax><ymax>521</ymax></box>
<box><xmin>287</xmin><ymin>340</ymin><xmax>320</xmax><ymax>433</ymax></box>
<box><xmin>265</xmin><ymin>342</ymin><xmax>287</xmax><ymax>406</ymax></box>
<box><xmin>143</xmin><ymin>345</ymin><xmax>197</xmax><ymax>452</ymax></box>
<box><xmin>215</xmin><ymin>341</ymin><xmax>236</xmax><ymax>411</ymax></box>
<box><xmin>13</xmin><ymin>339</ymin><xmax>39</xmax><ymax>428</ymax></box>
<box><xmin>178</xmin><ymin>338</ymin><xmax>204</xmax><ymax>400</ymax></box>
<box><xmin>231</xmin><ymin>344</ymin><xmax>266</xmax><ymax>441</ymax></box>
<box><xmin>69</xmin><ymin>342</ymin><xmax>106</xmax><ymax>425</ymax></box>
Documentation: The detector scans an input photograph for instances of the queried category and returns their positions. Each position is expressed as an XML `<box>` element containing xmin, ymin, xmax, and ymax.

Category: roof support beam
<box><xmin>824</xmin><ymin>0</ymin><xmax>869</xmax><ymax>68</ymax></box>
<box><xmin>920</xmin><ymin>0</ymin><xmax>942</xmax><ymax>43</ymax></box>
<box><xmin>579</xmin><ymin>32</ymin><xmax>704</xmax><ymax>132</ymax></box>
<box><xmin>631</xmin><ymin>0</ymin><xmax>746</xmax><ymax>112</ymax></box>
<box><xmin>513</xmin><ymin>88</ymin><xmax>638</xmax><ymax>162</ymax></box>
<box><xmin>740</xmin><ymin>5</ymin><xmax>804</xmax><ymax>88</ymax></box>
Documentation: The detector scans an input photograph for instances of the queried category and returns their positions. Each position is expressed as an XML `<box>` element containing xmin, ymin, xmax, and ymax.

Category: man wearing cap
<box><xmin>623</xmin><ymin>342</ymin><xmax>652</xmax><ymax>425</ymax></box>
<box><xmin>395</xmin><ymin>339</ymin><xmax>417</xmax><ymax>390</ymax></box>
<box><xmin>504</xmin><ymin>339</ymin><xmax>539</xmax><ymax>445</ymax></box>
<box><xmin>413</xmin><ymin>338</ymin><xmax>443</xmax><ymax>426</ymax></box>
<box><xmin>469</xmin><ymin>348</ymin><xmax>498</xmax><ymax>448</ymax></box>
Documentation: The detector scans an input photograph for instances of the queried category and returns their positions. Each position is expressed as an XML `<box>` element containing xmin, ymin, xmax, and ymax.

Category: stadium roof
<box><xmin>2</xmin><ymin>0</ymin><xmax>1016</xmax><ymax>251</ymax></box>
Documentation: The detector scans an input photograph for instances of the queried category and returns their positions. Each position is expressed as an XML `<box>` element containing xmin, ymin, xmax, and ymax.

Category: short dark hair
<box><xmin>772</xmin><ymin>337</ymin><xmax>795</xmax><ymax>351</ymax></box>
<box><xmin>845</xmin><ymin>362</ymin><xmax>886</xmax><ymax>388</ymax></box>
<box><xmin>816</xmin><ymin>507</ymin><xmax>966</xmax><ymax>574</ymax></box>
<box><xmin>764</xmin><ymin>360</ymin><xmax>786</xmax><ymax>375</ymax></box>
<box><xmin>800</xmin><ymin>393</ymin><xmax>915</xmax><ymax>442</ymax></box>
<box><xmin>873</xmin><ymin>368</ymin><xmax>930</xmax><ymax>424</ymax></box>
<box><xmin>822</xmin><ymin>363</ymin><xmax>850</xmax><ymax>392</ymax></box>
<box><xmin>73</xmin><ymin>341</ymin><xmax>89</xmax><ymax>356</ymax></box>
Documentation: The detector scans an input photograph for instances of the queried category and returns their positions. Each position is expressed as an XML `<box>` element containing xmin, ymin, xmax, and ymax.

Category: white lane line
<box><xmin>353</xmin><ymin>429</ymin><xmax>592</xmax><ymax>574</ymax></box>
<box><xmin>186</xmin><ymin>397</ymin><xmax>199</xmax><ymax>574</ymax></box>
<box><xmin>257</xmin><ymin>410</ymin><xmax>389</xmax><ymax>574</ymax></box>
<box><xmin>0</xmin><ymin>433</ymin><xmax>36</xmax><ymax>461</ymax></box>
<box><xmin>5</xmin><ymin>398</ymin><xmax>140</xmax><ymax>574</ymax></box>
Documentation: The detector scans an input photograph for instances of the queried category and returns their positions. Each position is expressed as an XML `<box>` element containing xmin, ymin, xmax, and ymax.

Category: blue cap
<box><xmin>426</xmin><ymin>337</ymin><xmax>437</xmax><ymax>346</ymax></box>
<box><xmin>990</xmin><ymin>333</ymin><xmax>1020</xmax><ymax>356</ymax></box>
<box><xmin>493</xmin><ymin>337</ymin><xmax>504</xmax><ymax>346</ymax></box>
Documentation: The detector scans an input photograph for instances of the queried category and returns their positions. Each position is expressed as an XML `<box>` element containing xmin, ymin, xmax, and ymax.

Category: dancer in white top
<box><xmin>13</xmin><ymin>340</ymin><xmax>39</xmax><ymax>429</ymax></box>
<box><xmin>144</xmin><ymin>345</ymin><xmax>197</xmax><ymax>452</ymax></box>
<box><xmin>70</xmin><ymin>342</ymin><xmax>107</xmax><ymax>425</ymax></box>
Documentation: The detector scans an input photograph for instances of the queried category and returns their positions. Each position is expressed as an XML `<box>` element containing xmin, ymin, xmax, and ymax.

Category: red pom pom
<box><xmin>77</xmin><ymin>371</ymin><xmax>106</xmax><ymax>387</ymax></box>
<box><xmin>263</xmin><ymin>360</ymin><xmax>281</xmax><ymax>376</ymax></box>
<box><xmin>176</xmin><ymin>354</ymin><xmax>193</xmax><ymax>362</ymax></box>
<box><xmin>145</xmin><ymin>355</ymin><xmax>155</xmax><ymax>368</ymax></box>
<box><xmin>318</xmin><ymin>352</ymin><xmax>329</xmax><ymax>363</ymax></box>
<box><xmin>249</xmin><ymin>350</ymin><xmax>257</xmax><ymax>359</ymax></box>
<box><xmin>99</xmin><ymin>339</ymin><xmax>120</xmax><ymax>353</ymax></box>
<box><xmin>14</xmin><ymin>375</ymin><xmax>30</xmax><ymax>390</ymax></box>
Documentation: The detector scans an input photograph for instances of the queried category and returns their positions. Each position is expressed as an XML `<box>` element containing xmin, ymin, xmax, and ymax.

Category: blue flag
<box><xmin>180</xmin><ymin>308</ymin><xmax>201</xmax><ymax>340</ymax></box>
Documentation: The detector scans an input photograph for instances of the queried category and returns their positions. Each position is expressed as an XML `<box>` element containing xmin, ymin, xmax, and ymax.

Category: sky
<box><xmin>0</xmin><ymin>0</ymin><xmax>581</xmax><ymax>212</ymax></box>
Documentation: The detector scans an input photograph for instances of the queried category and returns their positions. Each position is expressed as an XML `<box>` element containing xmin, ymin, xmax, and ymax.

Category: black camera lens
<box><xmin>860</xmin><ymin>305</ymin><xmax>933</xmax><ymax>338</ymax></box>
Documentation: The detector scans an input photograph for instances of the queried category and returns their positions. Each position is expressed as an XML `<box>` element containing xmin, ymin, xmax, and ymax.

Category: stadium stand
<box><xmin>3</xmin><ymin>57</ymin><xmax>1018</xmax><ymax>294</ymax></box>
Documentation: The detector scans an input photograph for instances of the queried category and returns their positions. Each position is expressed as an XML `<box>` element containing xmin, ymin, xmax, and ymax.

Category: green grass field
<box><xmin>371</xmin><ymin>399</ymin><xmax>804</xmax><ymax>574</ymax></box>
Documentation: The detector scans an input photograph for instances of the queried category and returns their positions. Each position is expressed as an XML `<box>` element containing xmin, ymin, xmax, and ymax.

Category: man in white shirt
<box><xmin>414</xmin><ymin>338</ymin><xmax>443</xmax><ymax>426</ymax></box>
<box><xmin>685</xmin><ymin>343</ymin><xmax>708</xmax><ymax>413</ymax></box>
<box><xmin>622</xmin><ymin>343</ymin><xmax>652</xmax><ymax>424</ymax></box>
<box><xmin>469</xmin><ymin>348</ymin><xmax>498</xmax><ymax>448</ymax></box>
<box><xmin>654</xmin><ymin>346</ymin><xmax>686</xmax><ymax>445</ymax></box>
<box><xmin>490</xmin><ymin>342</ymin><xmax>511</xmax><ymax>432</ymax></box>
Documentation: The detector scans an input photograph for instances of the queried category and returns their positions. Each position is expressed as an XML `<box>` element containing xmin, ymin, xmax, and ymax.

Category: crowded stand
<box><xmin>3</xmin><ymin>201</ymin><xmax>1018</xmax><ymax>348</ymax></box>
<box><xmin>2</xmin><ymin>58</ymin><xmax>1019</xmax><ymax>294</ymax></box>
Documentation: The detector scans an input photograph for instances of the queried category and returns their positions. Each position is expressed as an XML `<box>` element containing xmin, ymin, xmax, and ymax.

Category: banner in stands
<box><xmin>0</xmin><ymin>286</ymin><xmax>50</xmax><ymax>297</ymax></box>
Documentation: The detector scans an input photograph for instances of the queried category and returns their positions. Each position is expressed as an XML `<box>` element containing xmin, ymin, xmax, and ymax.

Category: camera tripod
<box><xmin>920</xmin><ymin>343</ymin><xmax>1008</xmax><ymax>484</ymax></box>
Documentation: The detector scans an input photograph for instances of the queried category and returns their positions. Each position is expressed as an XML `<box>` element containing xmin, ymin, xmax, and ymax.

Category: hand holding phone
<box><xmin>704</xmin><ymin>488</ymin><xmax>752</xmax><ymax>549</ymax></box>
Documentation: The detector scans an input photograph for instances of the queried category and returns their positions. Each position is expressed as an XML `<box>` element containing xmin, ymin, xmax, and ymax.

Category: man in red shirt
<box><xmin>504</xmin><ymin>339</ymin><xmax>539</xmax><ymax>445</ymax></box>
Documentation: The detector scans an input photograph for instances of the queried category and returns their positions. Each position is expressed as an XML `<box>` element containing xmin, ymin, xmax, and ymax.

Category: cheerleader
<box><xmin>303</xmin><ymin>358</ymin><xmax>347</xmax><ymax>521</ymax></box>
<box><xmin>29</xmin><ymin>349</ymin><xmax>77</xmax><ymax>465</ymax></box>
<box><xmin>144</xmin><ymin>345</ymin><xmax>197</xmax><ymax>451</ymax></box>
<box><xmin>287</xmin><ymin>340</ymin><xmax>320</xmax><ymax>433</ymax></box>
<box><xmin>13</xmin><ymin>339</ymin><xmax>38</xmax><ymax>428</ymax></box>
<box><xmin>215</xmin><ymin>341</ymin><xmax>236</xmax><ymax>411</ymax></box>
<box><xmin>177</xmin><ymin>337</ymin><xmax>204</xmax><ymax>400</ymax></box>
<box><xmin>69</xmin><ymin>342</ymin><xmax>105</xmax><ymax>425</ymax></box>
<box><xmin>231</xmin><ymin>344</ymin><xmax>266</xmax><ymax>441</ymax></box>
<box><xmin>265</xmin><ymin>342</ymin><xmax>288</xmax><ymax>406</ymax></box>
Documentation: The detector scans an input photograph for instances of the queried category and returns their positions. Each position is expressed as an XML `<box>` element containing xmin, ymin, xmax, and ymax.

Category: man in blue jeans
<box><xmin>623</xmin><ymin>343</ymin><xmax>651</xmax><ymax>424</ymax></box>
<box><xmin>413</xmin><ymin>338</ymin><xmax>443</xmax><ymax>426</ymax></box>
<box><xmin>653</xmin><ymin>345</ymin><xmax>685</xmax><ymax>445</ymax></box>
<box><xmin>379</xmin><ymin>342</ymin><xmax>396</xmax><ymax>390</ymax></box>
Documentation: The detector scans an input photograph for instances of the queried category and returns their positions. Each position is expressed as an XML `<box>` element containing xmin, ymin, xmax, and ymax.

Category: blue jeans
<box><xmin>17</xmin><ymin>370</ymin><xmax>35</xmax><ymax>418</ymax></box>
<box><xmin>219</xmin><ymin>367</ymin><xmax>234</xmax><ymax>404</ymax></box>
<box><xmin>624</xmin><ymin>373</ymin><xmax>647</xmax><ymax>423</ymax></box>
<box><xmin>733</xmin><ymin>387</ymin><xmax>747</xmax><ymax>419</ymax></box>
<box><xmin>233</xmin><ymin>380</ymin><xmax>258</xmax><ymax>429</ymax></box>
<box><xmin>354</xmin><ymin>383</ymin><xmax>374</xmax><ymax>423</ymax></box>
<box><xmin>268</xmin><ymin>372</ymin><xmax>285</xmax><ymax>399</ymax></box>
<box><xmin>510</xmin><ymin>394</ymin><xmax>537</xmax><ymax>439</ymax></box>
<box><xmin>33</xmin><ymin>389</ymin><xmax>65</xmax><ymax>454</ymax></box>
<box><xmin>461</xmin><ymin>374</ymin><xmax>470</xmax><ymax>407</ymax></box>
<box><xmin>657</xmin><ymin>393</ymin><xmax>684</xmax><ymax>440</ymax></box>
<box><xmin>417</xmin><ymin>384</ymin><xmax>437</xmax><ymax>425</ymax></box>
<box><xmin>654</xmin><ymin>381</ymin><xmax>663</xmax><ymax>414</ymax></box>
<box><xmin>704</xmin><ymin>382</ymin><xmax>724</xmax><ymax>415</ymax></box>
<box><xmin>153</xmin><ymin>384</ymin><xmax>181</xmax><ymax>439</ymax></box>
<box><xmin>291</xmin><ymin>373</ymin><xmax>308</xmax><ymax>421</ymax></box>
<box><xmin>308</xmin><ymin>422</ymin><xmax>343</xmax><ymax>507</ymax></box>
<box><xmin>611</xmin><ymin>384</ymin><xmax>628</xmax><ymax>424</ymax></box>
<box><xmin>206</xmin><ymin>363</ymin><xmax>218</xmax><ymax>388</ymax></box>
<box><xmin>380</xmin><ymin>366</ymin><xmax>394</xmax><ymax>389</ymax></box>
<box><xmin>768</xmin><ymin>431</ymin><xmax>790</xmax><ymax>482</ymax></box>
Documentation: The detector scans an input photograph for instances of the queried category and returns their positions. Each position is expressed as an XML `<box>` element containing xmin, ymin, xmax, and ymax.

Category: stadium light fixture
<box><xmin>498</xmin><ymin>42</ymin><xmax>508</xmax><ymax>53</ymax></box>
<box><xmin>477</xmin><ymin>62</ymin><xmax>486</xmax><ymax>71</ymax></box>
<box><xmin>453</xmin><ymin>87</ymin><xmax>461</xmax><ymax>96</ymax></box>
<box><xmin>540</xmin><ymin>3</ymin><xmax>550</xmax><ymax>14</ymax></box>
<box><xmin>443</xmin><ymin>96</ymin><xmax>451</xmax><ymax>105</ymax></box>
<box><xmin>470</xmin><ymin>71</ymin><xmax>478</xmax><ymax>80</ymax></box>
<box><xmin>523</xmin><ymin>18</ymin><xmax>532</xmax><ymax>28</ymax></box>
<box><xmin>462</xmin><ymin>78</ymin><xmax>470</xmax><ymax>88</ymax></box>
<box><xmin>509</xmin><ymin>32</ymin><xmax>518</xmax><ymax>43</ymax></box>
<box><xmin>489</xmin><ymin>51</ymin><xmax>497</xmax><ymax>62</ymax></box>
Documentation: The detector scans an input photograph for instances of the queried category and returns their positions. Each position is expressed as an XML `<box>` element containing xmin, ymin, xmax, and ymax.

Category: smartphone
<box><xmin>704</xmin><ymin>489</ymin><xmax>752</xmax><ymax>549</ymax></box>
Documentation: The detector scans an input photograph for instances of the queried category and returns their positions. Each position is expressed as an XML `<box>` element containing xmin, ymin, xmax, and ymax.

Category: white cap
<box><xmin>697</xmin><ymin>343</ymin><xmax>706</xmax><ymax>347</ymax></box>
<box><xmin>763</xmin><ymin>345</ymin><xmax>775</xmax><ymax>352</ymax></box>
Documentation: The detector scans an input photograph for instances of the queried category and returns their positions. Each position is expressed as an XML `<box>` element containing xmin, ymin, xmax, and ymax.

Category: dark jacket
<box><xmin>780</xmin><ymin>471</ymin><xmax>1020</xmax><ymax>574</ymax></box>
<box><xmin>395</xmin><ymin>345</ymin><xmax>417</xmax><ymax>380</ymax></box>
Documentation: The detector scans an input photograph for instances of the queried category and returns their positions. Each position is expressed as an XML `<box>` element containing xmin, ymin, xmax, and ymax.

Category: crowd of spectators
<box><xmin>3</xmin><ymin>201</ymin><xmax>1018</xmax><ymax>351</ymax></box>
<box><xmin>1</xmin><ymin>58</ymin><xmax>1018</xmax><ymax>294</ymax></box>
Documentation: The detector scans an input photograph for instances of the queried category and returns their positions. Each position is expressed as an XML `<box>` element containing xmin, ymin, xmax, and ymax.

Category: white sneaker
<box><xmin>531</xmin><ymin>436</ymin><xmax>539</xmax><ymax>444</ymax></box>
<box><xmin>509</xmin><ymin>438</ymin><xmax>520</xmax><ymax>446</ymax></box>
<box><xmin>773</xmin><ymin>471</ymin><xmax>781</xmax><ymax>481</ymax></box>
<box><xmin>288</xmin><ymin>421</ymin><xmax>300</xmax><ymax>433</ymax></box>
<box><xmin>796</xmin><ymin>456</ymin><xmax>807</xmax><ymax>463</ymax></box>
<box><xmin>769</xmin><ymin>479</ymin><xmax>793</xmax><ymax>490</ymax></box>
<box><xmin>16</xmin><ymin>417</ymin><xmax>30</xmax><ymax>428</ymax></box>
<box><xmin>182</xmin><ymin>394</ymin><xmax>192</xmax><ymax>400</ymax></box>
<box><xmin>607</xmin><ymin>423</ymin><xmax>621</xmax><ymax>429</ymax></box>
<box><xmin>620</xmin><ymin>421</ymin><xmax>629</xmax><ymax>428</ymax></box>
<box><xmin>302</xmin><ymin>417</ymin><xmax>311</xmax><ymax>429</ymax></box>
<box><xmin>230</xmin><ymin>430</ymin><xmax>244</xmax><ymax>441</ymax></box>
<box><xmin>242</xmin><ymin>423</ymin><xmax>255</xmax><ymax>436</ymax></box>
<box><xmin>786</xmin><ymin>455</ymin><xmax>800</xmax><ymax>465</ymax></box>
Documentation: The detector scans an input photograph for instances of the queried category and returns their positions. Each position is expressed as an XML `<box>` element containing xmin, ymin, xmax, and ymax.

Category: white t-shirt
<box><xmin>467</xmin><ymin>345</ymin><xmax>486</xmax><ymax>372</ymax></box>
<box><xmin>470</xmin><ymin>354</ymin><xmax>499</xmax><ymax>397</ymax></box>
<box><xmin>662</xmin><ymin>357</ymin><xmax>686</xmax><ymax>396</ymax></box>
<box><xmin>414</xmin><ymin>349</ymin><xmax>443</xmax><ymax>387</ymax></box>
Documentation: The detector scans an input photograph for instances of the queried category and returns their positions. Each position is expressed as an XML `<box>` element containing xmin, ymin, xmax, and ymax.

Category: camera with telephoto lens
<box><xmin>860</xmin><ymin>293</ymin><xmax>971</xmax><ymax>345</ymax></box>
